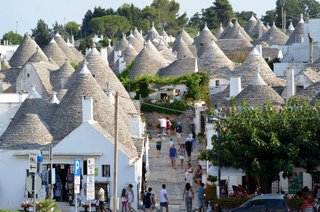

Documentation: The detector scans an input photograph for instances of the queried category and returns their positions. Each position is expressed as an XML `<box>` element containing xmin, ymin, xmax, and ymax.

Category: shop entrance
<box><xmin>51</xmin><ymin>164</ymin><xmax>75</xmax><ymax>203</ymax></box>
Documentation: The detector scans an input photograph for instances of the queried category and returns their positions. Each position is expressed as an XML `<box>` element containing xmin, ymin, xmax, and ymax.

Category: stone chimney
<box><xmin>100</xmin><ymin>48</ymin><xmax>109</xmax><ymax>65</ymax></box>
<box><xmin>286</xmin><ymin>68</ymin><xmax>295</xmax><ymax>99</ymax></box>
<box><xmin>229</xmin><ymin>77</ymin><xmax>242</xmax><ymax>97</ymax></box>
<box><xmin>255</xmin><ymin>44</ymin><xmax>263</xmax><ymax>56</ymax></box>
<box><xmin>82</xmin><ymin>96</ymin><xmax>94</xmax><ymax>124</ymax></box>
<box><xmin>194</xmin><ymin>57</ymin><xmax>198</xmax><ymax>73</ymax></box>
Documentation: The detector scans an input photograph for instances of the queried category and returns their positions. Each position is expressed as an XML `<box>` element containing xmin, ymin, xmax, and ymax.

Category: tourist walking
<box><xmin>169</xmin><ymin>144</ymin><xmax>177</xmax><ymax>169</ymax></box>
<box><xmin>197</xmin><ymin>183</ymin><xmax>205</xmax><ymax>211</ymax></box>
<box><xmin>153</xmin><ymin>135</ymin><xmax>162</xmax><ymax>158</ymax></box>
<box><xmin>159</xmin><ymin>116</ymin><xmax>167</xmax><ymax>135</ymax></box>
<box><xmin>185</xmin><ymin>163</ymin><xmax>194</xmax><ymax>187</ymax></box>
<box><xmin>127</xmin><ymin>184</ymin><xmax>136</xmax><ymax>212</ymax></box>
<box><xmin>166</xmin><ymin>117</ymin><xmax>172</xmax><ymax>135</ymax></box>
<box><xmin>159</xmin><ymin>184</ymin><xmax>169</xmax><ymax>212</ymax></box>
<box><xmin>175</xmin><ymin>122</ymin><xmax>182</xmax><ymax>143</ymax></box>
<box><xmin>195</xmin><ymin>164</ymin><xmax>203</xmax><ymax>185</ymax></box>
<box><xmin>144</xmin><ymin>187</ymin><xmax>155</xmax><ymax>212</ymax></box>
<box><xmin>98</xmin><ymin>186</ymin><xmax>106</xmax><ymax>212</ymax></box>
<box><xmin>169</xmin><ymin>138</ymin><xmax>174</xmax><ymax>147</ymax></box>
<box><xmin>120</xmin><ymin>188</ymin><xmax>128</xmax><ymax>212</ymax></box>
<box><xmin>185</xmin><ymin>138</ymin><xmax>192</xmax><ymax>162</ymax></box>
<box><xmin>178</xmin><ymin>144</ymin><xmax>186</xmax><ymax>169</ymax></box>
<box><xmin>182</xmin><ymin>183</ymin><xmax>194</xmax><ymax>212</ymax></box>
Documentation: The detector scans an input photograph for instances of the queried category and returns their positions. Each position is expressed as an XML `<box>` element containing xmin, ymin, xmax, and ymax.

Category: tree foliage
<box><xmin>91</xmin><ymin>15</ymin><xmax>131</xmax><ymax>38</ymax></box>
<box><xmin>200</xmin><ymin>97</ymin><xmax>320</xmax><ymax>193</ymax></box>
<box><xmin>1</xmin><ymin>31</ymin><xmax>23</xmax><ymax>45</ymax></box>
<box><xmin>262</xmin><ymin>0</ymin><xmax>320</xmax><ymax>27</ymax></box>
<box><xmin>31</xmin><ymin>19</ymin><xmax>52</xmax><ymax>48</ymax></box>
<box><xmin>65</xmin><ymin>21</ymin><xmax>80</xmax><ymax>37</ymax></box>
<box><xmin>188</xmin><ymin>0</ymin><xmax>235</xmax><ymax>30</ymax></box>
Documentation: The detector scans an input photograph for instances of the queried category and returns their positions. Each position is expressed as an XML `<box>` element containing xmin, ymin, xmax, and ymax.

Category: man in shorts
<box><xmin>175</xmin><ymin>122</ymin><xmax>182</xmax><ymax>143</ymax></box>
<box><xmin>160</xmin><ymin>184</ymin><xmax>169</xmax><ymax>212</ymax></box>
<box><xmin>159</xmin><ymin>116</ymin><xmax>167</xmax><ymax>135</ymax></box>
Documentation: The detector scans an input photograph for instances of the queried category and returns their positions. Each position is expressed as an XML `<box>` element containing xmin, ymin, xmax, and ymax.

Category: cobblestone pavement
<box><xmin>146</xmin><ymin>129</ymin><xmax>205</xmax><ymax>212</ymax></box>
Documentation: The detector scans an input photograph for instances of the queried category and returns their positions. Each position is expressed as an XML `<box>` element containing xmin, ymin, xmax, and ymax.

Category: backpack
<box><xmin>143</xmin><ymin>192</ymin><xmax>151</xmax><ymax>205</ymax></box>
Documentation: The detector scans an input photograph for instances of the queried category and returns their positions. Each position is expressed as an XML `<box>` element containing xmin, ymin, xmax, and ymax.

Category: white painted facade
<box><xmin>0</xmin><ymin>44</ymin><xmax>18</xmax><ymax>60</ymax></box>
<box><xmin>51</xmin><ymin>122</ymin><xmax>143</xmax><ymax>208</ymax></box>
<box><xmin>16</xmin><ymin>63</ymin><xmax>47</xmax><ymax>97</ymax></box>
<box><xmin>0</xmin><ymin>93</ymin><xmax>28</xmax><ymax>136</ymax></box>
<box><xmin>0</xmin><ymin>149</ymin><xmax>41</xmax><ymax>210</ymax></box>
<box><xmin>209</xmin><ymin>78</ymin><xmax>229</xmax><ymax>95</ymax></box>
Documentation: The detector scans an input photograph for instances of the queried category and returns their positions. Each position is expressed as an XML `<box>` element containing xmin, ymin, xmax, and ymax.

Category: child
<box><xmin>121</xmin><ymin>188</ymin><xmax>127</xmax><ymax>212</ymax></box>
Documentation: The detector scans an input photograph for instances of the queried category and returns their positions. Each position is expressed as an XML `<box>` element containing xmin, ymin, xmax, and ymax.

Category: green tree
<box><xmin>117</xmin><ymin>3</ymin><xmax>146</xmax><ymax>30</ymax></box>
<box><xmin>214</xmin><ymin>0</ymin><xmax>235</xmax><ymax>26</ymax></box>
<box><xmin>52</xmin><ymin>21</ymin><xmax>69</xmax><ymax>39</ymax></box>
<box><xmin>236</xmin><ymin>11</ymin><xmax>257</xmax><ymax>26</ymax></box>
<box><xmin>200</xmin><ymin>98</ymin><xmax>320</xmax><ymax>193</ymax></box>
<box><xmin>81</xmin><ymin>7</ymin><xmax>114</xmax><ymax>37</ymax></box>
<box><xmin>142</xmin><ymin>0</ymin><xmax>188</xmax><ymax>35</ymax></box>
<box><xmin>1</xmin><ymin>31</ymin><xmax>23</xmax><ymax>45</ymax></box>
<box><xmin>261</xmin><ymin>10</ymin><xmax>277</xmax><ymax>26</ymax></box>
<box><xmin>188</xmin><ymin>12</ymin><xmax>203</xmax><ymax>30</ymax></box>
<box><xmin>31</xmin><ymin>19</ymin><xmax>52</xmax><ymax>48</ymax></box>
<box><xmin>91</xmin><ymin>15</ymin><xmax>131</xmax><ymax>38</ymax></box>
<box><xmin>65</xmin><ymin>21</ymin><xmax>80</xmax><ymax>37</ymax></box>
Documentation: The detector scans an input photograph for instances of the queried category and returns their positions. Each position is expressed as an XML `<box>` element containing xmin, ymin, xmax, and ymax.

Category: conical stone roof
<box><xmin>2</xmin><ymin>88</ymin><xmax>55</xmax><ymax>139</ymax></box>
<box><xmin>54</xmin><ymin>33</ymin><xmax>82</xmax><ymax>64</ymax></box>
<box><xmin>49</xmin><ymin>65</ymin><xmax>138</xmax><ymax>158</ymax></box>
<box><xmin>176</xmin><ymin>38</ymin><xmax>195</xmax><ymax>59</ymax></box>
<box><xmin>129</xmin><ymin>44</ymin><xmax>168</xmax><ymax>79</ymax></box>
<box><xmin>84</xmin><ymin>50</ymin><xmax>138</xmax><ymax>114</ymax></box>
<box><xmin>234</xmin><ymin>71</ymin><xmax>284</xmax><ymax>106</ymax></box>
<box><xmin>198</xmin><ymin>41</ymin><xmax>234</xmax><ymax>76</ymax></box>
<box><xmin>51</xmin><ymin>59</ymin><xmax>75</xmax><ymax>90</ymax></box>
<box><xmin>132</xmin><ymin>27</ymin><xmax>145</xmax><ymax>44</ymax></box>
<box><xmin>123</xmin><ymin>44</ymin><xmax>138</xmax><ymax>65</ymax></box>
<box><xmin>286</xmin><ymin>15</ymin><xmax>304</xmax><ymax>45</ymax></box>
<box><xmin>157</xmin><ymin>40</ymin><xmax>176</xmax><ymax>62</ymax></box>
<box><xmin>194</xmin><ymin>22</ymin><xmax>217</xmax><ymax>57</ymax></box>
<box><xmin>9</xmin><ymin>34</ymin><xmax>41</xmax><ymax>67</ymax></box>
<box><xmin>173</xmin><ymin>29</ymin><xmax>194</xmax><ymax>50</ymax></box>
<box><xmin>244</xmin><ymin>15</ymin><xmax>257</xmax><ymax>37</ymax></box>
<box><xmin>256</xmin><ymin>23</ymin><xmax>288</xmax><ymax>46</ymax></box>
<box><xmin>219</xmin><ymin>21</ymin><xmax>233</xmax><ymax>38</ymax></box>
<box><xmin>0</xmin><ymin>113</ymin><xmax>52</xmax><ymax>150</ymax></box>
<box><xmin>158</xmin><ymin>58</ymin><xmax>197</xmax><ymax>77</ymax></box>
<box><xmin>27</xmin><ymin>48</ymin><xmax>48</xmax><ymax>63</ymax></box>
<box><xmin>127</xmin><ymin>30</ymin><xmax>144</xmax><ymax>52</ymax></box>
<box><xmin>116</xmin><ymin>34</ymin><xmax>129</xmax><ymax>52</ymax></box>
<box><xmin>43</xmin><ymin>39</ymin><xmax>68</xmax><ymax>67</ymax></box>
<box><xmin>220</xmin><ymin>19</ymin><xmax>252</xmax><ymax>41</ymax></box>
<box><xmin>251</xmin><ymin>19</ymin><xmax>268</xmax><ymax>39</ymax></box>
<box><xmin>232</xmin><ymin>48</ymin><xmax>286</xmax><ymax>87</ymax></box>
<box><xmin>145</xmin><ymin>22</ymin><xmax>161</xmax><ymax>43</ymax></box>
<box><xmin>215</xmin><ymin>23</ymin><xmax>224</xmax><ymax>38</ymax></box>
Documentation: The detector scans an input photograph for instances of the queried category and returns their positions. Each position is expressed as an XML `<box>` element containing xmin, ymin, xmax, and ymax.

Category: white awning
<box><xmin>208</xmin><ymin>166</ymin><xmax>245</xmax><ymax>177</ymax></box>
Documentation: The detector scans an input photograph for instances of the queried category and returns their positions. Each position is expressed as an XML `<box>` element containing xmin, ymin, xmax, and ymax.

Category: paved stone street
<box><xmin>147</xmin><ymin>129</ymin><xmax>205</xmax><ymax>212</ymax></box>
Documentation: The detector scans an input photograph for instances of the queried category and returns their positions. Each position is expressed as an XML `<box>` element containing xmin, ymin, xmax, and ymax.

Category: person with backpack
<box><xmin>169</xmin><ymin>144</ymin><xmax>177</xmax><ymax>169</ymax></box>
<box><xmin>144</xmin><ymin>187</ymin><xmax>155</xmax><ymax>212</ymax></box>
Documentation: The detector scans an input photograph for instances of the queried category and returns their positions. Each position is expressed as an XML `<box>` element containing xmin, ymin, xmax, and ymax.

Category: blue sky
<box><xmin>0</xmin><ymin>0</ymin><xmax>277</xmax><ymax>38</ymax></box>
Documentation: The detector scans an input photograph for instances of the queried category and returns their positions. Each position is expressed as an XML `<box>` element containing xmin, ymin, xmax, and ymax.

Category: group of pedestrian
<box><xmin>120</xmin><ymin>184</ymin><xmax>136</xmax><ymax>212</ymax></box>
<box><xmin>158</xmin><ymin>116</ymin><xmax>172</xmax><ymax>135</ymax></box>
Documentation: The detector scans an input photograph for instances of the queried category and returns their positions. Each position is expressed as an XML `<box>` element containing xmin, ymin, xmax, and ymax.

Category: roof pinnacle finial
<box><xmin>299</xmin><ymin>14</ymin><xmax>304</xmax><ymax>23</ymax></box>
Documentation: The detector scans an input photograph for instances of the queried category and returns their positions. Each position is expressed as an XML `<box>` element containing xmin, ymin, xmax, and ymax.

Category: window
<box><xmin>27</xmin><ymin>73</ymin><xmax>30</xmax><ymax>77</ymax></box>
<box><xmin>215</xmin><ymin>80</ymin><xmax>220</xmax><ymax>86</ymax></box>
<box><xmin>102</xmin><ymin>165</ymin><xmax>110</xmax><ymax>177</ymax></box>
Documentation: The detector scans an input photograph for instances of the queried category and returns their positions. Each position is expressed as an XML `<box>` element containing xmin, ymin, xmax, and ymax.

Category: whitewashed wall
<box><xmin>16</xmin><ymin>64</ymin><xmax>44</xmax><ymax>96</ymax></box>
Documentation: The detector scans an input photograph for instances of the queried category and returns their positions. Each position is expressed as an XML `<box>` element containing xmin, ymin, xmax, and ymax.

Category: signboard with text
<box><xmin>87</xmin><ymin>158</ymin><xmax>95</xmax><ymax>175</ymax></box>
<box><xmin>74</xmin><ymin>158</ymin><xmax>81</xmax><ymax>194</ymax></box>
<box><xmin>86</xmin><ymin>175</ymin><xmax>95</xmax><ymax>200</ymax></box>
<box><xmin>29</xmin><ymin>153</ymin><xmax>37</xmax><ymax>173</ymax></box>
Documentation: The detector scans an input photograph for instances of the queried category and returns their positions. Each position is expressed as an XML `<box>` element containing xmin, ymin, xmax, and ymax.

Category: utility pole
<box><xmin>49</xmin><ymin>145</ymin><xmax>53</xmax><ymax>199</ymax></box>
<box><xmin>113</xmin><ymin>92</ymin><xmax>119</xmax><ymax>211</ymax></box>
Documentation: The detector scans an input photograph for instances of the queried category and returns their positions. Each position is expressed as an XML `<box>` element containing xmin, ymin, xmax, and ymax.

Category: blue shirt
<box><xmin>198</xmin><ymin>187</ymin><xmax>205</xmax><ymax>200</ymax></box>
